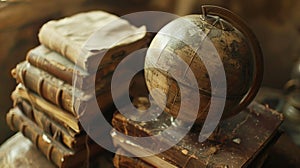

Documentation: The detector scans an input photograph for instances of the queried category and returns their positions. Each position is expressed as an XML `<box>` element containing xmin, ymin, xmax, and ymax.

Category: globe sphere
<box><xmin>145</xmin><ymin>11</ymin><xmax>262</xmax><ymax>124</ymax></box>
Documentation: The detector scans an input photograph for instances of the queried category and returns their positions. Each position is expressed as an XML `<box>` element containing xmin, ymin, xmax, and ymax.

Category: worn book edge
<box><xmin>38</xmin><ymin>10</ymin><xmax>147</xmax><ymax>73</ymax></box>
<box><xmin>111</xmin><ymin>102</ymin><xmax>283</xmax><ymax>167</ymax></box>
<box><xmin>11</xmin><ymin>84</ymin><xmax>81</xmax><ymax>133</ymax></box>
<box><xmin>6</xmin><ymin>106</ymin><xmax>103</xmax><ymax>168</ymax></box>
<box><xmin>14</xmin><ymin>98</ymin><xmax>87</xmax><ymax>150</ymax></box>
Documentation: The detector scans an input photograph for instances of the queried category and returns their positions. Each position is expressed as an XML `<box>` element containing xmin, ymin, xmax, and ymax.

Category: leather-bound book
<box><xmin>111</xmin><ymin>100</ymin><xmax>283</xmax><ymax>168</ymax></box>
<box><xmin>14</xmin><ymin>98</ymin><xmax>86</xmax><ymax>150</ymax></box>
<box><xmin>6</xmin><ymin>107</ymin><xmax>102</xmax><ymax>168</ymax></box>
<box><xmin>113</xmin><ymin>149</ymin><xmax>154</xmax><ymax>168</ymax></box>
<box><xmin>38</xmin><ymin>10</ymin><xmax>150</xmax><ymax>73</ymax></box>
<box><xmin>12</xmin><ymin>63</ymin><xmax>114</xmax><ymax>117</ymax></box>
<box><xmin>12</xmin><ymin>84</ymin><xmax>82</xmax><ymax>133</ymax></box>
<box><xmin>26</xmin><ymin>45</ymin><xmax>120</xmax><ymax>90</ymax></box>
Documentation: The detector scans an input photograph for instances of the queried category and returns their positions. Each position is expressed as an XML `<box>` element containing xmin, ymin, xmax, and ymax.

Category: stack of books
<box><xmin>111</xmin><ymin>97</ymin><xmax>284</xmax><ymax>168</ymax></box>
<box><xmin>7</xmin><ymin>11</ymin><xmax>151</xmax><ymax>168</ymax></box>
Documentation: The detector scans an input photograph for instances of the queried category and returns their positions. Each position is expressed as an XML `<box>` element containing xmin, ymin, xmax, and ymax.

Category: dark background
<box><xmin>0</xmin><ymin>0</ymin><xmax>299</xmax><ymax>144</ymax></box>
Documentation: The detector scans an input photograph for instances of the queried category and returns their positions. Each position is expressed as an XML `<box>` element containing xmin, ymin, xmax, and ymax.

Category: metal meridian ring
<box><xmin>201</xmin><ymin>5</ymin><xmax>264</xmax><ymax>114</ymax></box>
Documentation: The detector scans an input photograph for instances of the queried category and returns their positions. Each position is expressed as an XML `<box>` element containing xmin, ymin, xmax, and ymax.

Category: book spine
<box><xmin>26</xmin><ymin>45</ymin><xmax>123</xmax><ymax>91</ymax></box>
<box><xmin>6</xmin><ymin>107</ymin><xmax>75</xmax><ymax>168</ymax></box>
<box><xmin>26</xmin><ymin>48</ymin><xmax>74</xmax><ymax>85</ymax></box>
<box><xmin>15</xmin><ymin>98</ymin><xmax>86</xmax><ymax>150</ymax></box>
<box><xmin>12</xmin><ymin>84</ymin><xmax>81</xmax><ymax>133</ymax></box>
<box><xmin>12</xmin><ymin>61</ymin><xmax>120</xmax><ymax>115</ymax></box>
<box><xmin>12</xmin><ymin>61</ymin><xmax>90</xmax><ymax>116</ymax></box>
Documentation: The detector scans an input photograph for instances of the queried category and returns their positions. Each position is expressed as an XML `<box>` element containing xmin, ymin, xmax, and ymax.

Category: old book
<box><xmin>111</xmin><ymin>101</ymin><xmax>283</xmax><ymax>168</ymax></box>
<box><xmin>38</xmin><ymin>10</ymin><xmax>149</xmax><ymax>73</ymax></box>
<box><xmin>12</xmin><ymin>84</ymin><xmax>115</xmax><ymax>133</ymax></box>
<box><xmin>12</xmin><ymin>84</ymin><xmax>82</xmax><ymax>133</ymax></box>
<box><xmin>12</xmin><ymin>62</ymin><xmax>114</xmax><ymax>116</ymax></box>
<box><xmin>12</xmin><ymin>61</ymin><xmax>112</xmax><ymax>116</ymax></box>
<box><xmin>26</xmin><ymin>45</ymin><xmax>120</xmax><ymax>90</ymax></box>
<box><xmin>6</xmin><ymin>106</ymin><xmax>102</xmax><ymax>168</ymax></box>
<box><xmin>113</xmin><ymin>131</ymin><xmax>280</xmax><ymax>168</ymax></box>
<box><xmin>113</xmin><ymin>149</ymin><xmax>155</xmax><ymax>168</ymax></box>
<box><xmin>14</xmin><ymin>98</ymin><xmax>86</xmax><ymax>150</ymax></box>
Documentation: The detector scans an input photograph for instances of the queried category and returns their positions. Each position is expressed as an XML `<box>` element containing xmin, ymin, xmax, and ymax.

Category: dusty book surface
<box><xmin>111</xmin><ymin>101</ymin><xmax>283</xmax><ymax>168</ymax></box>
<box><xmin>38</xmin><ymin>10</ymin><xmax>147</xmax><ymax>73</ymax></box>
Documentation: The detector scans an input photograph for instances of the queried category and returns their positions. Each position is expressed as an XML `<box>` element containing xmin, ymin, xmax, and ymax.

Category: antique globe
<box><xmin>144</xmin><ymin>6</ymin><xmax>263</xmax><ymax>124</ymax></box>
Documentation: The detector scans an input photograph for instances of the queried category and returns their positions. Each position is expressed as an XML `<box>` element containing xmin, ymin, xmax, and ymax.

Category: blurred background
<box><xmin>0</xmin><ymin>0</ymin><xmax>299</xmax><ymax>145</ymax></box>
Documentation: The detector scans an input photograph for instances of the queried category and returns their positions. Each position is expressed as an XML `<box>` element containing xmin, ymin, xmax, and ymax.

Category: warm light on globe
<box><xmin>144</xmin><ymin>6</ymin><xmax>263</xmax><ymax>124</ymax></box>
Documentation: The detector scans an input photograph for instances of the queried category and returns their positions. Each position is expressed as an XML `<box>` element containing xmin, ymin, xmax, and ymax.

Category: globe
<box><xmin>144</xmin><ymin>6</ymin><xmax>263</xmax><ymax>124</ymax></box>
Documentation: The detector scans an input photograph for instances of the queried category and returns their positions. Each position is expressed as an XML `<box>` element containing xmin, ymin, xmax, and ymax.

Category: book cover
<box><xmin>38</xmin><ymin>10</ymin><xmax>148</xmax><ymax>73</ymax></box>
